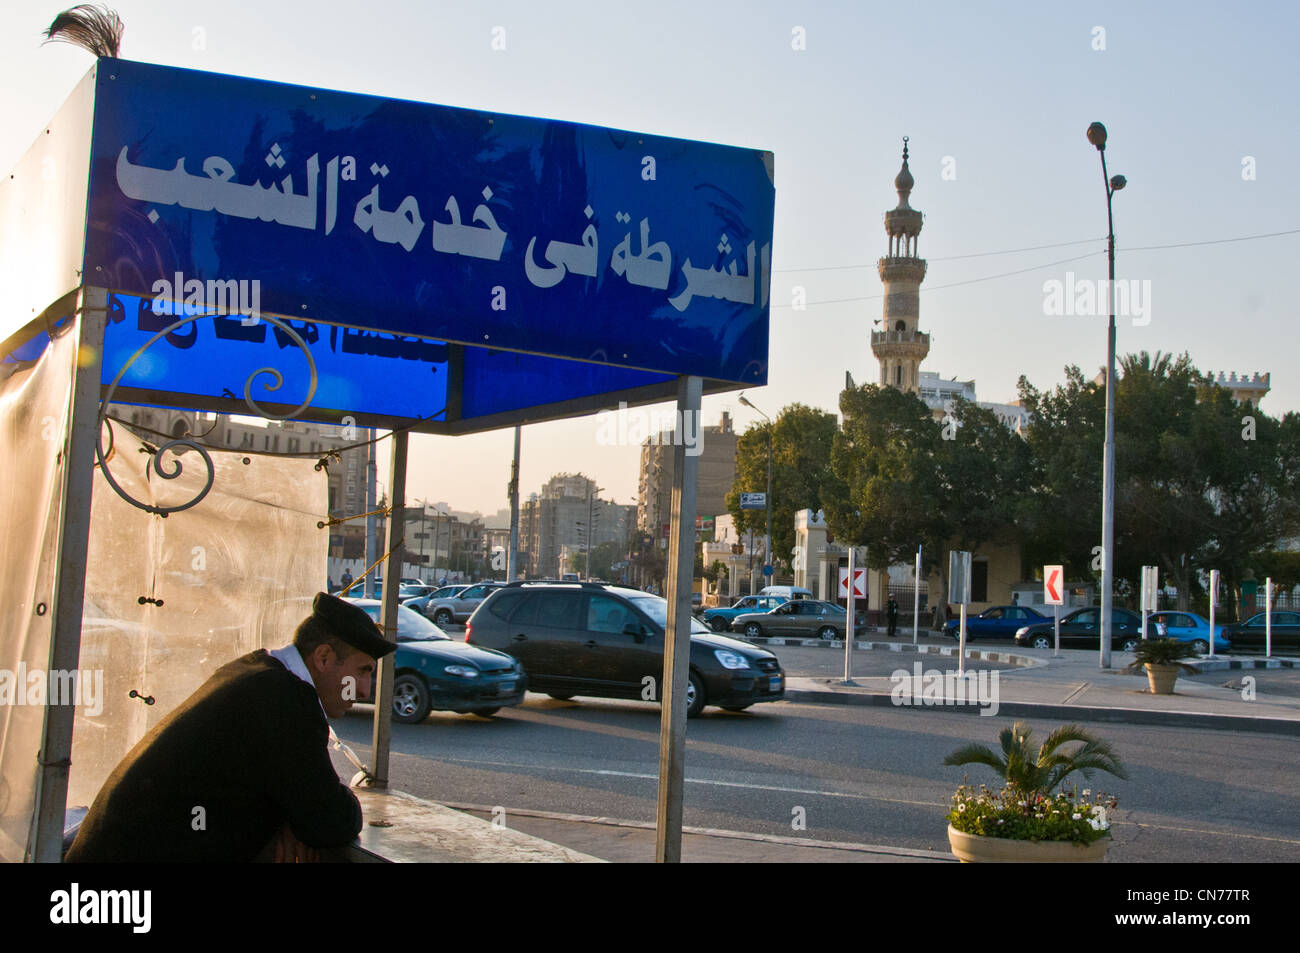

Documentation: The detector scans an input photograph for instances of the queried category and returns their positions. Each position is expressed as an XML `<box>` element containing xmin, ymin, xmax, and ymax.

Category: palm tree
<box><xmin>944</xmin><ymin>721</ymin><xmax>1128</xmax><ymax>800</ymax></box>
<box><xmin>42</xmin><ymin>4</ymin><xmax>123</xmax><ymax>57</ymax></box>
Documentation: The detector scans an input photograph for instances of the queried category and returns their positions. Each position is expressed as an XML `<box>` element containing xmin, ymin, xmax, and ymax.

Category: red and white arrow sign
<box><xmin>1043</xmin><ymin>565</ymin><xmax>1064</xmax><ymax>605</ymax></box>
<box><xmin>839</xmin><ymin>567</ymin><xmax>866</xmax><ymax>599</ymax></box>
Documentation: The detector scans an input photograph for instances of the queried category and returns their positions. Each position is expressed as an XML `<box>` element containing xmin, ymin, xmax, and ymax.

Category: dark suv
<box><xmin>466</xmin><ymin>582</ymin><xmax>785</xmax><ymax>716</ymax></box>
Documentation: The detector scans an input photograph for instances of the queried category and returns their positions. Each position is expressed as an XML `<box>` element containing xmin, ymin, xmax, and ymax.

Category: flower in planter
<box><xmin>943</xmin><ymin>721</ymin><xmax>1127</xmax><ymax>843</ymax></box>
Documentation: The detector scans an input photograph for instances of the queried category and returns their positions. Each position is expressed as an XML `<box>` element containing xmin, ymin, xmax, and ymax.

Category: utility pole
<box><xmin>507</xmin><ymin>425</ymin><xmax>520</xmax><ymax>581</ymax></box>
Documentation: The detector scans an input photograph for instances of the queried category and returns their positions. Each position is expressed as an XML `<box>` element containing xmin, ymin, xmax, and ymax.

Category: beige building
<box><xmin>521</xmin><ymin>474</ymin><xmax>635</xmax><ymax>578</ymax></box>
<box><xmin>637</xmin><ymin>410</ymin><xmax>738</xmax><ymax>543</ymax></box>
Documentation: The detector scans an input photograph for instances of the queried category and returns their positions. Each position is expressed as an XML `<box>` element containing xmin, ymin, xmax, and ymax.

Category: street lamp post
<box><xmin>1087</xmin><ymin>121</ymin><xmax>1126</xmax><ymax>670</ymax></box>
<box><xmin>738</xmin><ymin>394</ymin><xmax>773</xmax><ymax>584</ymax></box>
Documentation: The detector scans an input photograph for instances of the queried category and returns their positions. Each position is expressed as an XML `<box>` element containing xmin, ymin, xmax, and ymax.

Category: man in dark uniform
<box><xmin>66</xmin><ymin>593</ymin><xmax>395</xmax><ymax>862</ymax></box>
<box><xmin>887</xmin><ymin>596</ymin><xmax>899</xmax><ymax>638</ymax></box>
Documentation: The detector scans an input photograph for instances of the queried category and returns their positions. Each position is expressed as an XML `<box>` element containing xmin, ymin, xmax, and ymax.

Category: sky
<box><xmin>3</xmin><ymin>0</ymin><xmax>1297</xmax><ymax>520</ymax></box>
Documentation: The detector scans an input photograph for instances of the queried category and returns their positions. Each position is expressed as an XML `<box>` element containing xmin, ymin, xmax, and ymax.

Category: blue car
<box><xmin>945</xmin><ymin>605</ymin><xmax>1048</xmax><ymax>641</ymax></box>
<box><xmin>346</xmin><ymin>598</ymin><xmax>526</xmax><ymax>722</ymax></box>
<box><xmin>1149</xmin><ymin>611</ymin><xmax>1231</xmax><ymax>655</ymax></box>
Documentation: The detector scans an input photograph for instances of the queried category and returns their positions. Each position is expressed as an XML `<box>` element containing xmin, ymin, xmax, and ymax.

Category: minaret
<box><xmin>872</xmin><ymin>138</ymin><xmax>930</xmax><ymax>394</ymax></box>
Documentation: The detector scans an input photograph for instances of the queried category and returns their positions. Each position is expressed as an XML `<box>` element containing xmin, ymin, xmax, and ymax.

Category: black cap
<box><xmin>311</xmin><ymin>592</ymin><xmax>397</xmax><ymax>658</ymax></box>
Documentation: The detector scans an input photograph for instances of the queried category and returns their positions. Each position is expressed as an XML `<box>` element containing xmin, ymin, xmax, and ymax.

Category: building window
<box><xmin>895</xmin><ymin>365</ymin><xmax>902</xmax><ymax>386</ymax></box>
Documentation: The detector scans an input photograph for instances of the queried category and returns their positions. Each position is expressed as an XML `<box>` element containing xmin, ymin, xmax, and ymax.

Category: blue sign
<box><xmin>739</xmin><ymin>492</ymin><xmax>767</xmax><ymax>510</ymax></box>
<box><xmin>82</xmin><ymin>60</ymin><xmax>774</xmax><ymax>404</ymax></box>
<box><xmin>763</xmin><ymin>565</ymin><xmax>774</xmax><ymax>577</ymax></box>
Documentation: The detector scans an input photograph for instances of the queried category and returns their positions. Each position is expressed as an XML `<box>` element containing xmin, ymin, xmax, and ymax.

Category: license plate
<box><xmin>498</xmin><ymin>681</ymin><xmax>516</xmax><ymax>695</ymax></box>
<box><xmin>768</xmin><ymin>675</ymin><xmax>783</xmax><ymax>692</ymax></box>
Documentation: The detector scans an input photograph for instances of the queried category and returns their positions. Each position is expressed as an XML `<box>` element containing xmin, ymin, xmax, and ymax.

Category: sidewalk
<box><xmin>772</xmin><ymin>633</ymin><xmax>1300</xmax><ymax>735</ymax></box>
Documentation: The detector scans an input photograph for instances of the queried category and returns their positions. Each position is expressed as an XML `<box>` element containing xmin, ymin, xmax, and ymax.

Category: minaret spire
<box><xmin>871</xmin><ymin>137</ymin><xmax>930</xmax><ymax>394</ymax></box>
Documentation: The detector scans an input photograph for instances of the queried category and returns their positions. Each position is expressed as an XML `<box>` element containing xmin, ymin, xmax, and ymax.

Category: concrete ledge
<box><xmin>741</xmin><ymin>637</ymin><xmax>1045</xmax><ymax>668</ymax></box>
<box><xmin>352</xmin><ymin>787</ymin><xmax>605</xmax><ymax>862</ymax></box>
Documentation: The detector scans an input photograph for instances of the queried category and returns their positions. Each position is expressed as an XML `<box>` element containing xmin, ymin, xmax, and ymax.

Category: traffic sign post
<box><xmin>843</xmin><ymin>546</ymin><xmax>856</xmax><ymax>683</ymax></box>
<box><xmin>913</xmin><ymin>545</ymin><xmax>922</xmax><ymax>646</ymax></box>
<box><xmin>949</xmin><ymin>551</ymin><xmax>972</xmax><ymax>676</ymax></box>
<box><xmin>1208</xmin><ymin>568</ymin><xmax>1220</xmax><ymax>659</ymax></box>
<box><xmin>1044</xmin><ymin>564</ymin><xmax>1064</xmax><ymax>657</ymax></box>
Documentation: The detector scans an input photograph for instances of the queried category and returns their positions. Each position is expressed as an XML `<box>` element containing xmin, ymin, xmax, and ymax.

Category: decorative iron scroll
<box><xmin>96</xmin><ymin>311</ymin><xmax>318</xmax><ymax>515</ymax></box>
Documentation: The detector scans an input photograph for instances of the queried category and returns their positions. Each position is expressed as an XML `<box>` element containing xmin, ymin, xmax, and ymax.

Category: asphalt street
<box><xmin>334</xmin><ymin>642</ymin><xmax>1300</xmax><ymax>863</ymax></box>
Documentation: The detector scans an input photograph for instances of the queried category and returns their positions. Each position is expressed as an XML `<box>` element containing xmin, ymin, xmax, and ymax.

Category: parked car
<box><xmin>1220</xmin><ymin>611</ymin><xmax>1300</xmax><ymax>655</ymax></box>
<box><xmin>420</xmin><ymin>582</ymin><xmax>505</xmax><ymax>626</ymax></box>
<box><xmin>466</xmin><ymin>582</ymin><xmax>785</xmax><ymax>716</ymax></box>
<box><xmin>345</xmin><ymin>598</ymin><xmax>525</xmax><ymax>723</ymax></box>
<box><xmin>730</xmin><ymin>599</ymin><xmax>865</xmax><ymax>640</ymax></box>
<box><xmin>405</xmin><ymin>585</ymin><xmax>468</xmax><ymax>618</ymax></box>
<box><xmin>701</xmin><ymin>594</ymin><xmax>789</xmax><ymax>632</ymax></box>
<box><xmin>944</xmin><ymin>605</ymin><xmax>1048</xmax><ymax>641</ymax></box>
<box><xmin>1014</xmin><ymin>607</ymin><xmax>1166</xmax><ymax>651</ymax></box>
<box><xmin>1148</xmin><ymin>611</ymin><xmax>1231</xmax><ymax>655</ymax></box>
<box><xmin>759</xmin><ymin>585</ymin><xmax>813</xmax><ymax>600</ymax></box>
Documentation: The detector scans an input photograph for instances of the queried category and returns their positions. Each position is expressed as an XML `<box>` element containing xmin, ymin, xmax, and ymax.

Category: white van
<box><xmin>759</xmin><ymin>585</ymin><xmax>813</xmax><ymax>600</ymax></box>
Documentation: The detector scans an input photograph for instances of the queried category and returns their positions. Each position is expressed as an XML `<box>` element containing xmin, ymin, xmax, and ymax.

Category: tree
<box><xmin>725</xmin><ymin>403</ymin><xmax>848</xmax><ymax>571</ymax></box>
<box><xmin>828</xmin><ymin>384</ymin><xmax>1030</xmax><ymax>612</ymax></box>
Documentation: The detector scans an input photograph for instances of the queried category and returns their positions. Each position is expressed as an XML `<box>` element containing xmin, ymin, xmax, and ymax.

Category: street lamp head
<box><xmin>737</xmin><ymin>392</ymin><xmax>754</xmax><ymax>409</ymax></box>
<box><xmin>1087</xmin><ymin>122</ymin><xmax>1107</xmax><ymax>150</ymax></box>
<box><xmin>1109</xmin><ymin>174</ymin><xmax>1127</xmax><ymax>191</ymax></box>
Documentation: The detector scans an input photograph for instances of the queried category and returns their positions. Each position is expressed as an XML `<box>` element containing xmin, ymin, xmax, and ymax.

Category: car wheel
<box><xmin>548</xmin><ymin>693</ymin><xmax>575</xmax><ymax>701</ymax></box>
<box><xmin>392</xmin><ymin>674</ymin><xmax>432</xmax><ymax>724</ymax></box>
<box><xmin>475</xmin><ymin>708</ymin><xmax>500</xmax><ymax>718</ymax></box>
<box><xmin>433</xmin><ymin>609</ymin><xmax>454</xmax><ymax>626</ymax></box>
<box><xmin>818</xmin><ymin>625</ymin><xmax>837</xmax><ymax>640</ymax></box>
<box><xmin>1191</xmin><ymin>639</ymin><xmax>1209</xmax><ymax>656</ymax></box>
<box><xmin>685</xmin><ymin>672</ymin><xmax>706</xmax><ymax>717</ymax></box>
<box><xmin>744</xmin><ymin>623</ymin><xmax>762</xmax><ymax>638</ymax></box>
<box><xmin>709</xmin><ymin>616</ymin><xmax>728</xmax><ymax>632</ymax></box>
<box><xmin>721</xmin><ymin>704</ymin><xmax>752</xmax><ymax>712</ymax></box>
<box><xmin>1120</xmin><ymin>638</ymin><xmax>1140</xmax><ymax>653</ymax></box>
<box><xmin>1031</xmin><ymin>634</ymin><xmax>1052</xmax><ymax>651</ymax></box>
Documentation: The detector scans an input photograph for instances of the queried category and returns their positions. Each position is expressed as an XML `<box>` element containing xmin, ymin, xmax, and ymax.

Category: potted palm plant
<box><xmin>943</xmin><ymin>721</ymin><xmax>1127</xmax><ymax>862</ymax></box>
<box><xmin>1126</xmin><ymin>637</ymin><xmax>1199</xmax><ymax>695</ymax></box>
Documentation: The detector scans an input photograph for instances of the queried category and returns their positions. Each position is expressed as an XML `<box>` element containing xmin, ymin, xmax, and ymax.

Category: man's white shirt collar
<box><xmin>269</xmin><ymin>645</ymin><xmax>328</xmax><ymax>719</ymax></box>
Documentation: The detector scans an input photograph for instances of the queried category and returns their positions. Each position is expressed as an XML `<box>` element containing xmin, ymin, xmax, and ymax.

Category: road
<box><xmin>334</xmin><ymin>646</ymin><xmax>1300</xmax><ymax>862</ymax></box>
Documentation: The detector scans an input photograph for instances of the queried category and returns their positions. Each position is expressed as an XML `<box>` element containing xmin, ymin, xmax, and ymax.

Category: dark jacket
<box><xmin>66</xmin><ymin>650</ymin><xmax>362</xmax><ymax>862</ymax></box>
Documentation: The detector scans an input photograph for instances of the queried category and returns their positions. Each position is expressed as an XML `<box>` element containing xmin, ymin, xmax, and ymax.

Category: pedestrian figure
<box><xmin>339</xmin><ymin>568</ymin><xmax>353</xmax><ymax>592</ymax></box>
<box><xmin>887</xmin><ymin>596</ymin><xmax>899</xmax><ymax>638</ymax></box>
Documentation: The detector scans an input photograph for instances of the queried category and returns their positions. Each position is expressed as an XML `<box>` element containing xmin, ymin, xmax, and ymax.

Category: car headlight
<box><xmin>443</xmin><ymin>665</ymin><xmax>479</xmax><ymax>678</ymax></box>
<box><xmin>1015</xmin><ymin>627</ymin><xmax>1029</xmax><ymax>637</ymax></box>
<box><xmin>714</xmin><ymin>649</ymin><xmax>751</xmax><ymax>670</ymax></box>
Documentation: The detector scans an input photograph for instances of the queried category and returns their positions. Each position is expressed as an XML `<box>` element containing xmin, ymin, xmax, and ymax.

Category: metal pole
<box><xmin>1099</xmin><ymin>144</ymin><xmax>1117</xmax><ymax>671</ymax></box>
<box><xmin>372</xmin><ymin>430</ymin><xmax>407</xmax><ymax>787</ymax></box>
<box><xmin>844</xmin><ymin>546</ymin><xmax>855</xmax><ymax>682</ymax></box>
<box><xmin>585</xmin><ymin>484</ymin><xmax>594</xmax><ymax>580</ymax></box>
<box><xmin>958</xmin><ymin>602</ymin><xmax>968</xmax><ymax>677</ymax></box>
<box><xmin>507</xmin><ymin>425</ymin><xmax>520</xmax><ymax>581</ymax></box>
<box><xmin>656</xmin><ymin>375</ymin><xmax>701</xmax><ymax>863</ymax></box>
<box><xmin>364</xmin><ymin>433</ymin><xmax>377</xmax><ymax>599</ymax></box>
<box><xmin>1265</xmin><ymin>576</ymin><xmax>1273</xmax><ymax>658</ymax></box>
<box><xmin>912</xmin><ymin>544</ymin><xmax>921</xmax><ymax>645</ymax></box>
<box><xmin>765</xmin><ymin>431</ymin><xmax>772</xmax><ymax>582</ymax></box>
<box><xmin>31</xmin><ymin>287</ymin><xmax>106</xmax><ymax>862</ymax></box>
<box><xmin>1208</xmin><ymin>568</ymin><xmax>1218</xmax><ymax>658</ymax></box>
<box><xmin>1054</xmin><ymin>602</ymin><xmax>1061</xmax><ymax>657</ymax></box>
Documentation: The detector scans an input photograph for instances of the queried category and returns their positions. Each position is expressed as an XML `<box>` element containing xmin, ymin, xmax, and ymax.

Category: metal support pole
<box><xmin>912</xmin><ymin>545</ymin><xmax>921</xmax><ymax>645</ymax></box>
<box><xmin>843</xmin><ymin>546</ymin><xmax>855</xmax><ymax>682</ymax></box>
<box><xmin>364</xmin><ymin>434</ymin><xmax>377</xmax><ymax>598</ymax></box>
<box><xmin>655</xmin><ymin>375</ymin><xmax>701</xmax><ymax>863</ymax></box>
<box><xmin>371</xmin><ymin>430</ymin><xmax>407</xmax><ymax>787</ymax></box>
<box><xmin>1208</xmin><ymin>568</ymin><xmax>1219</xmax><ymax>659</ymax></box>
<box><xmin>1054</xmin><ymin>603</ymin><xmax>1061</xmax><ymax>658</ymax></box>
<box><xmin>1098</xmin><ymin>145</ymin><xmax>1117</xmax><ymax>671</ymax></box>
<box><xmin>958</xmin><ymin>603</ymin><xmax>968</xmax><ymax>677</ymax></box>
<box><xmin>31</xmin><ymin>287</ymin><xmax>106</xmax><ymax>862</ymax></box>
<box><xmin>1265</xmin><ymin>577</ymin><xmax>1273</xmax><ymax>658</ymax></box>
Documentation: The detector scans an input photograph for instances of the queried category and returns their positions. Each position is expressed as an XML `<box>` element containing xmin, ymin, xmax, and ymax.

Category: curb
<box><xmin>782</xmin><ymin>685</ymin><xmax>1300</xmax><ymax>736</ymax></box>
<box><xmin>742</xmin><ymin>637</ymin><xmax>1046</xmax><ymax>669</ymax></box>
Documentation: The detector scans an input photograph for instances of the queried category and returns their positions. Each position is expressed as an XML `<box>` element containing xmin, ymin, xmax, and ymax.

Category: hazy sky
<box><xmin>4</xmin><ymin>0</ymin><xmax>1296</xmax><ymax>518</ymax></box>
